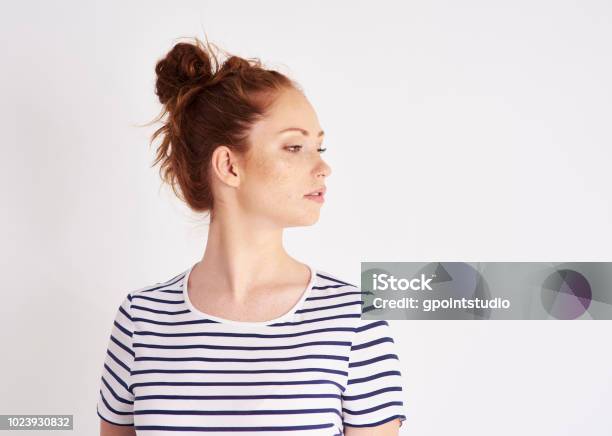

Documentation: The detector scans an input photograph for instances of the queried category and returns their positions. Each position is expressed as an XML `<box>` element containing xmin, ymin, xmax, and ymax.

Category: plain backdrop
<box><xmin>2</xmin><ymin>1</ymin><xmax>611</xmax><ymax>435</ymax></box>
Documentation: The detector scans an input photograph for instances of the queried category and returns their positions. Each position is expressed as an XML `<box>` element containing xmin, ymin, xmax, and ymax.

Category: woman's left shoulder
<box><xmin>310</xmin><ymin>267</ymin><xmax>372</xmax><ymax>319</ymax></box>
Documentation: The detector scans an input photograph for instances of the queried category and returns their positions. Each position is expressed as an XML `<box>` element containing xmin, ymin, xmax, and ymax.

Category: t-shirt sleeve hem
<box><xmin>343</xmin><ymin>413</ymin><xmax>406</xmax><ymax>428</ymax></box>
<box><xmin>97</xmin><ymin>407</ymin><xmax>134</xmax><ymax>427</ymax></box>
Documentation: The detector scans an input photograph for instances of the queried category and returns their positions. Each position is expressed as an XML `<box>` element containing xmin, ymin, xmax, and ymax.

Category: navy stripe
<box><xmin>131</xmin><ymin>313</ymin><xmax>360</xmax><ymax>328</ymax></box>
<box><xmin>101</xmin><ymin>376</ymin><xmax>134</xmax><ymax>405</ymax></box>
<box><xmin>99</xmin><ymin>390</ymin><xmax>133</xmax><ymax>416</ymax></box>
<box><xmin>103</xmin><ymin>363</ymin><xmax>131</xmax><ymax>393</ymax></box>
<box><xmin>131</xmin><ymin>305</ymin><xmax>191</xmax><ymax>315</ymax></box>
<box><xmin>113</xmin><ymin>320</ymin><xmax>132</xmax><ymax>338</ymax></box>
<box><xmin>131</xmin><ymin>367</ymin><xmax>348</xmax><ymax>377</ymax></box>
<box><xmin>308</xmin><ymin>291</ymin><xmax>366</xmax><ymax>300</ymax></box>
<box><xmin>132</xmin><ymin>317</ymin><xmax>218</xmax><ymax>326</ymax></box>
<box><xmin>351</xmin><ymin>336</ymin><xmax>394</xmax><ymax>351</ymax></box>
<box><xmin>316</xmin><ymin>273</ymin><xmax>356</xmax><ymax>287</ymax></box>
<box><xmin>140</xmin><ymin>274</ymin><xmax>185</xmax><ymax>293</ymax></box>
<box><xmin>297</xmin><ymin>300</ymin><xmax>362</xmax><ymax>314</ymax></box>
<box><xmin>348</xmin><ymin>370</ymin><xmax>403</xmax><ymax>385</ymax></box>
<box><xmin>134</xmin><ymin>423</ymin><xmax>335</xmax><ymax>431</ymax></box>
<box><xmin>134</xmin><ymin>324</ymin><xmax>358</xmax><ymax>337</ymax></box>
<box><xmin>107</xmin><ymin>349</ymin><xmax>130</xmax><ymax>373</ymax></box>
<box><xmin>342</xmin><ymin>400</ymin><xmax>404</xmax><ymax>415</ymax></box>
<box><xmin>312</xmin><ymin>284</ymin><xmax>350</xmax><ymax>290</ymax></box>
<box><xmin>134</xmin><ymin>354</ymin><xmax>349</xmax><ymax>363</ymax></box>
<box><xmin>110</xmin><ymin>335</ymin><xmax>135</xmax><ymax>357</ymax></box>
<box><xmin>343</xmin><ymin>414</ymin><xmax>406</xmax><ymax>428</ymax></box>
<box><xmin>349</xmin><ymin>354</ymin><xmax>399</xmax><ymax>368</ymax></box>
<box><xmin>133</xmin><ymin>407</ymin><xmax>342</xmax><ymax>418</ymax></box>
<box><xmin>131</xmin><ymin>379</ymin><xmax>346</xmax><ymax>392</ymax></box>
<box><xmin>159</xmin><ymin>289</ymin><xmax>184</xmax><ymax>294</ymax></box>
<box><xmin>342</xmin><ymin>386</ymin><xmax>403</xmax><ymax>401</ymax></box>
<box><xmin>136</xmin><ymin>393</ymin><xmax>343</xmax><ymax>401</ymax></box>
<box><xmin>97</xmin><ymin>407</ymin><xmax>133</xmax><ymax>426</ymax></box>
<box><xmin>133</xmin><ymin>339</ymin><xmax>351</xmax><ymax>351</ymax></box>
<box><xmin>354</xmin><ymin>320</ymin><xmax>389</xmax><ymax>333</ymax></box>
<box><xmin>119</xmin><ymin>305</ymin><xmax>132</xmax><ymax>322</ymax></box>
<box><xmin>132</xmin><ymin>295</ymin><xmax>184</xmax><ymax>304</ymax></box>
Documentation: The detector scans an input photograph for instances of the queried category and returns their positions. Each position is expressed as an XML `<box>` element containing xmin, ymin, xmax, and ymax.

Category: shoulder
<box><xmin>310</xmin><ymin>267</ymin><xmax>373</xmax><ymax>321</ymax></box>
<box><xmin>313</xmin><ymin>268</ymin><xmax>358</xmax><ymax>290</ymax></box>
<box><xmin>312</xmin><ymin>268</ymin><xmax>396</xmax><ymax>335</ymax></box>
<box><xmin>123</xmin><ymin>268</ymin><xmax>188</xmax><ymax>307</ymax></box>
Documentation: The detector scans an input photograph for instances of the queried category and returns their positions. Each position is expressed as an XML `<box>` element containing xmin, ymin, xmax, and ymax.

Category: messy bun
<box><xmin>148</xmin><ymin>36</ymin><xmax>299</xmax><ymax>221</ymax></box>
<box><xmin>154</xmin><ymin>42</ymin><xmax>214</xmax><ymax>106</ymax></box>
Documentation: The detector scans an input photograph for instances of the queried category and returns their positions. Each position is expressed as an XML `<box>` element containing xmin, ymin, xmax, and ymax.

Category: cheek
<box><xmin>247</xmin><ymin>154</ymin><xmax>300</xmax><ymax>201</ymax></box>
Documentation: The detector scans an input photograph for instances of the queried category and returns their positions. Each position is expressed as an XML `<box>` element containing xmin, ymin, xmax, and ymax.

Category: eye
<box><xmin>285</xmin><ymin>145</ymin><xmax>327</xmax><ymax>153</ymax></box>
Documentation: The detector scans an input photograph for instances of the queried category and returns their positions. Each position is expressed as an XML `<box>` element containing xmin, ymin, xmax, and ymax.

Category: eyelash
<box><xmin>286</xmin><ymin>145</ymin><xmax>327</xmax><ymax>153</ymax></box>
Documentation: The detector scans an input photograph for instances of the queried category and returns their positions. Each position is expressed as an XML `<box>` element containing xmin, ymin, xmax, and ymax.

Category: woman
<box><xmin>97</xmin><ymin>37</ymin><xmax>407</xmax><ymax>436</ymax></box>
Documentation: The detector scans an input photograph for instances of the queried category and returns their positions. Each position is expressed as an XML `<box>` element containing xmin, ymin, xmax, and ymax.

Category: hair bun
<box><xmin>154</xmin><ymin>41</ymin><xmax>214</xmax><ymax>105</ymax></box>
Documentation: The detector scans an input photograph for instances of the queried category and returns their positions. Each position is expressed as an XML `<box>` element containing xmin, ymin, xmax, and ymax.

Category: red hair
<box><xmin>149</xmin><ymin>36</ymin><xmax>299</xmax><ymax>220</ymax></box>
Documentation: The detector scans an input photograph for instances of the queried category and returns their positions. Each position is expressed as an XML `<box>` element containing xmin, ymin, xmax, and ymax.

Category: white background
<box><xmin>1</xmin><ymin>1</ymin><xmax>611</xmax><ymax>435</ymax></box>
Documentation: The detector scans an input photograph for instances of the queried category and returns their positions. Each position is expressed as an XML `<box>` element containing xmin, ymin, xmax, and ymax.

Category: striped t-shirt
<box><xmin>96</xmin><ymin>263</ymin><xmax>407</xmax><ymax>434</ymax></box>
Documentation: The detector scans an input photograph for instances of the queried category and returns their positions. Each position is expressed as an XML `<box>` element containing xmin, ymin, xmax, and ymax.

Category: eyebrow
<box><xmin>277</xmin><ymin>127</ymin><xmax>325</xmax><ymax>137</ymax></box>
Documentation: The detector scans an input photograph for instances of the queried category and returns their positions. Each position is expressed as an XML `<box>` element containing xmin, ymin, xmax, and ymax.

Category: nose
<box><xmin>316</xmin><ymin>157</ymin><xmax>332</xmax><ymax>178</ymax></box>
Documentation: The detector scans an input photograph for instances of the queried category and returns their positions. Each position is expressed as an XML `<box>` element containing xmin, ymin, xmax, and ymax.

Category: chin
<box><xmin>285</xmin><ymin>212</ymin><xmax>321</xmax><ymax>228</ymax></box>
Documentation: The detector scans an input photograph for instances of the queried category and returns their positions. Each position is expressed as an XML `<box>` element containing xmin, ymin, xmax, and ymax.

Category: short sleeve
<box><xmin>96</xmin><ymin>293</ymin><xmax>135</xmax><ymax>426</ymax></box>
<box><xmin>342</xmin><ymin>319</ymin><xmax>407</xmax><ymax>428</ymax></box>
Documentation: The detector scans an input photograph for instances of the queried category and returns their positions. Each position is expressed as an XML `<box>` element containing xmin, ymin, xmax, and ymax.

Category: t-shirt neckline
<box><xmin>182</xmin><ymin>262</ymin><xmax>317</xmax><ymax>327</ymax></box>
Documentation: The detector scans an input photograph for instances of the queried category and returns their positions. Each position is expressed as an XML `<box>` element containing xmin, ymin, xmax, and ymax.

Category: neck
<box><xmin>193</xmin><ymin>207</ymin><xmax>304</xmax><ymax>302</ymax></box>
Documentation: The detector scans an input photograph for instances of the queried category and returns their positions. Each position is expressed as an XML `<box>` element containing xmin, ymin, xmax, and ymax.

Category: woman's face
<box><xmin>236</xmin><ymin>87</ymin><xmax>332</xmax><ymax>228</ymax></box>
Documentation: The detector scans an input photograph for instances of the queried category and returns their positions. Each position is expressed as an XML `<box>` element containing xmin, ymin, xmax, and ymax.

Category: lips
<box><xmin>304</xmin><ymin>186</ymin><xmax>326</xmax><ymax>204</ymax></box>
<box><xmin>305</xmin><ymin>186</ymin><xmax>327</xmax><ymax>196</ymax></box>
<box><xmin>304</xmin><ymin>192</ymin><xmax>324</xmax><ymax>203</ymax></box>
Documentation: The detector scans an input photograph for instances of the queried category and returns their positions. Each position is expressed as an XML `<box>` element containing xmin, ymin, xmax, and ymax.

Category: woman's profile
<box><xmin>96</xmin><ymin>36</ymin><xmax>407</xmax><ymax>436</ymax></box>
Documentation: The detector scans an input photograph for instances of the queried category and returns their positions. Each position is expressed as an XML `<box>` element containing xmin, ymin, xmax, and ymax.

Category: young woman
<box><xmin>97</xmin><ymin>37</ymin><xmax>407</xmax><ymax>436</ymax></box>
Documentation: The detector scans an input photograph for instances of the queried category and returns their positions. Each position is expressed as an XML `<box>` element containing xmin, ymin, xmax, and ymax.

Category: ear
<box><xmin>210</xmin><ymin>145</ymin><xmax>241</xmax><ymax>188</ymax></box>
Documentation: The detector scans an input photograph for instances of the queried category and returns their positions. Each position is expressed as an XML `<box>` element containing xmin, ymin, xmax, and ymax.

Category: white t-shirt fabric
<box><xmin>96</xmin><ymin>263</ymin><xmax>407</xmax><ymax>435</ymax></box>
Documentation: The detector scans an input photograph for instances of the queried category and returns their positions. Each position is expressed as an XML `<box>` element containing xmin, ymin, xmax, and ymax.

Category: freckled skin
<box><xmin>222</xmin><ymin>87</ymin><xmax>332</xmax><ymax>228</ymax></box>
<box><xmin>184</xmin><ymin>86</ymin><xmax>335</xmax><ymax>309</ymax></box>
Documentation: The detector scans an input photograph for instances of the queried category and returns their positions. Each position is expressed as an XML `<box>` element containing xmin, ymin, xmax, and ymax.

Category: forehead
<box><xmin>248</xmin><ymin>88</ymin><xmax>321</xmax><ymax>142</ymax></box>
